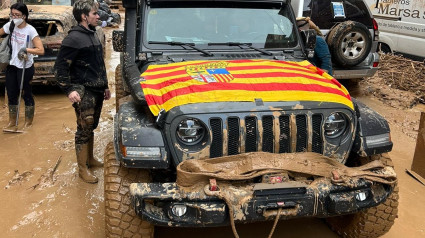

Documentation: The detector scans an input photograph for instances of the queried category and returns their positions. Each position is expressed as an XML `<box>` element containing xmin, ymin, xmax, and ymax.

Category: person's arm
<box><xmin>27</xmin><ymin>36</ymin><xmax>44</xmax><ymax>56</ymax></box>
<box><xmin>54</xmin><ymin>38</ymin><xmax>84</xmax><ymax>102</ymax></box>
<box><xmin>0</xmin><ymin>22</ymin><xmax>11</xmax><ymax>36</ymax></box>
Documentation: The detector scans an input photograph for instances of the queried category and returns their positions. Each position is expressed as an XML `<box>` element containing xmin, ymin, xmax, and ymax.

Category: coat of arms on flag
<box><xmin>186</xmin><ymin>61</ymin><xmax>234</xmax><ymax>83</ymax></box>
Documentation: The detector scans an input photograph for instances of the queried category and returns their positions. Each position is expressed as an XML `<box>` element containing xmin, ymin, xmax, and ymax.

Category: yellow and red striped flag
<box><xmin>140</xmin><ymin>59</ymin><xmax>353</xmax><ymax>116</ymax></box>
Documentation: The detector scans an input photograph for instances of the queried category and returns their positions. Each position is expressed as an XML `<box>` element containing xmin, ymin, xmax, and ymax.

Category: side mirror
<box><xmin>112</xmin><ymin>30</ymin><xmax>125</xmax><ymax>52</ymax></box>
<box><xmin>300</xmin><ymin>29</ymin><xmax>316</xmax><ymax>58</ymax></box>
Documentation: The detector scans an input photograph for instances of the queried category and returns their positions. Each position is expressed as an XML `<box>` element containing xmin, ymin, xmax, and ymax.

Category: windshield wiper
<box><xmin>148</xmin><ymin>41</ymin><xmax>214</xmax><ymax>56</ymax></box>
<box><xmin>208</xmin><ymin>42</ymin><xmax>273</xmax><ymax>56</ymax></box>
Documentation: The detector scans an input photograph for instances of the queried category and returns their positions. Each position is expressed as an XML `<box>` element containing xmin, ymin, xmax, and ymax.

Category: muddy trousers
<box><xmin>73</xmin><ymin>89</ymin><xmax>104</xmax><ymax>183</ymax></box>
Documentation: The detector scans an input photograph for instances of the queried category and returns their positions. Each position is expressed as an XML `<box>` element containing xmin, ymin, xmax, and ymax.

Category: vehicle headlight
<box><xmin>176</xmin><ymin>118</ymin><xmax>205</xmax><ymax>145</ymax></box>
<box><xmin>325</xmin><ymin>112</ymin><xmax>347</xmax><ymax>138</ymax></box>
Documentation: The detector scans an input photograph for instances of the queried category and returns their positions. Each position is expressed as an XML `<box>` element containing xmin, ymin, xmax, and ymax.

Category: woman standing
<box><xmin>1</xmin><ymin>3</ymin><xmax>44</xmax><ymax>131</ymax></box>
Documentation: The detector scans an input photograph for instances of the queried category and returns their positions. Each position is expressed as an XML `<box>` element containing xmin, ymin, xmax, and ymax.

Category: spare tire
<box><xmin>326</xmin><ymin>21</ymin><xmax>372</xmax><ymax>67</ymax></box>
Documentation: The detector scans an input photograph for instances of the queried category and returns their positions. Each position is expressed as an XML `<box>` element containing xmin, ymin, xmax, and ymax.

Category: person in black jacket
<box><xmin>54</xmin><ymin>0</ymin><xmax>110</xmax><ymax>183</ymax></box>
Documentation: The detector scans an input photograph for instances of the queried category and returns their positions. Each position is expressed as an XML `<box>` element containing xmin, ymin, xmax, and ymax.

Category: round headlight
<box><xmin>324</xmin><ymin>112</ymin><xmax>347</xmax><ymax>138</ymax></box>
<box><xmin>176</xmin><ymin>118</ymin><xmax>205</xmax><ymax>145</ymax></box>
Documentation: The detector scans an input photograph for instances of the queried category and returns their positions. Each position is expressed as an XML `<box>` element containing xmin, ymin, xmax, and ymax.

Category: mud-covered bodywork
<box><xmin>111</xmin><ymin>0</ymin><xmax>396</xmax><ymax>231</ymax></box>
<box><xmin>0</xmin><ymin>5</ymin><xmax>75</xmax><ymax>84</ymax></box>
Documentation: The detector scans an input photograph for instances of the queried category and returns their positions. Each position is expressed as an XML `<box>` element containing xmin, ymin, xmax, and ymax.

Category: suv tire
<box><xmin>326</xmin><ymin>21</ymin><xmax>372</xmax><ymax>67</ymax></box>
<box><xmin>115</xmin><ymin>64</ymin><xmax>129</xmax><ymax>111</ymax></box>
<box><xmin>325</xmin><ymin>153</ymin><xmax>399</xmax><ymax>238</ymax></box>
<box><xmin>104</xmin><ymin>142</ymin><xmax>154</xmax><ymax>238</ymax></box>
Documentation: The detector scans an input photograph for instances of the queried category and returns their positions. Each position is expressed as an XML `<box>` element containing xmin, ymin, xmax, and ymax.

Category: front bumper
<box><xmin>130</xmin><ymin>176</ymin><xmax>393</xmax><ymax>227</ymax></box>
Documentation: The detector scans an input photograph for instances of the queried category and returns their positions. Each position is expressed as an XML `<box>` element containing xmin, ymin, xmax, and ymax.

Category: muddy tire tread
<box><xmin>325</xmin><ymin>153</ymin><xmax>399</xmax><ymax>238</ymax></box>
<box><xmin>115</xmin><ymin>64</ymin><xmax>127</xmax><ymax>111</ymax></box>
<box><xmin>104</xmin><ymin>142</ymin><xmax>154</xmax><ymax>238</ymax></box>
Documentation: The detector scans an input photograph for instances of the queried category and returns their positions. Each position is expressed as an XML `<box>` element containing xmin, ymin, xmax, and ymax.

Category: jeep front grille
<box><xmin>209</xmin><ymin>114</ymin><xmax>323</xmax><ymax>158</ymax></box>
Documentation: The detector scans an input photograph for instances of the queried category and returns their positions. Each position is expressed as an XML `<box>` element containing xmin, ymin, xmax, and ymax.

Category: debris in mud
<box><xmin>53</xmin><ymin>139</ymin><xmax>74</xmax><ymax>151</ymax></box>
<box><xmin>5</xmin><ymin>170</ymin><xmax>32</xmax><ymax>189</ymax></box>
<box><xmin>362</xmin><ymin>54</ymin><xmax>425</xmax><ymax>109</ymax></box>
<box><xmin>62</xmin><ymin>123</ymin><xmax>75</xmax><ymax>134</ymax></box>
<box><xmin>28</xmin><ymin>156</ymin><xmax>62</xmax><ymax>190</ymax></box>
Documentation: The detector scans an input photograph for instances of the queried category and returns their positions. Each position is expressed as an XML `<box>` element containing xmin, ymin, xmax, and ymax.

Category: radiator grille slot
<box><xmin>296</xmin><ymin>115</ymin><xmax>307</xmax><ymax>152</ymax></box>
<box><xmin>279</xmin><ymin>116</ymin><xmax>290</xmax><ymax>153</ymax></box>
<box><xmin>210</xmin><ymin>118</ymin><xmax>223</xmax><ymax>158</ymax></box>
<box><xmin>210</xmin><ymin>113</ymin><xmax>323</xmax><ymax>157</ymax></box>
<box><xmin>312</xmin><ymin>114</ymin><xmax>323</xmax><ymax>154</ymax></box>
<box><xmin>245</xmin><ymin>116</ymin><xmax>257</xmax><ymax>152</ymax></box>
<box><xmin>262</xmin><ymin>116</ymin><xmax>274</xmax><ymax>153</ymax></box>
<box><xmin>228</xmin><ymin>117</ymin><xmax>240</xmax><ymax>155</ymax></box>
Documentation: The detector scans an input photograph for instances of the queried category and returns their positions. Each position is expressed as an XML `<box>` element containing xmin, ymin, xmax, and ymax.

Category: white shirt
<box><xmin>3</xmin><ymin>21</ymin><xmax>38</xmax><ymax>69</ymax></box>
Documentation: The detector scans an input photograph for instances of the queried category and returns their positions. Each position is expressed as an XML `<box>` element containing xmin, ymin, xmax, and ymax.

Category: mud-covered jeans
<box><xmin>5</xmin><ymin>65</ymin><xmax>35</xmax><ymax>106</ymax></box>
<box><xmin>73</xmin><ymin>89</ymin><xmax>104</xmax><ymax>144</ymax></box>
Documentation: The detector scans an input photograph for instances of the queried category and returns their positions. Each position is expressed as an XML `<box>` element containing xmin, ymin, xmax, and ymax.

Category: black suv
<box><xmin>292</xmin><ymin>0</ymin><xmax>380</xmax><ymax>80</ymax></box>
<box><xmin>105</xmin><ymin>0</ymin><xmax>398</xmax><ymax>237</ymax></box>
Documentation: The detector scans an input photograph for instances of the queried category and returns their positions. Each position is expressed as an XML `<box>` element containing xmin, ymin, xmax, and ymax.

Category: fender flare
<box><xmin>351</xmin><ymin>98</ymin><xmax>393</xmax><ymax>157</ymax></box>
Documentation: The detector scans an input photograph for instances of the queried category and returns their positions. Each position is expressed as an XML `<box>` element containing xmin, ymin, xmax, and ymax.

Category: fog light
<box><xmin>171</xmin><ymin>204</ymin><xmax>187</xmax><ymax>217</ymax></box>
<box><xmin>356</xmin><ymin>191</ymin><xmax>368</xmax><ymax>201</ymax></box>
<box><xmin>125</xmin><ymin>146</ymin><xmax>161</xmax><ymax>158</ymax></box>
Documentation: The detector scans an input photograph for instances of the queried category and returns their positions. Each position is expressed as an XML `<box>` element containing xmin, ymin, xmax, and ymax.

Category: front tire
<box><xmin>104</xmin><ymin>142</ymin><xmax>154</xmax><ymax>238</ymax></box>
<box><xmin>115</xmin><ymin>64</ymin><xmax>128</xmax><ymax>112</ymax></box>
<box><xmin>325</xmin><ymin>153</ymin><xmax>399</xmax><ymax>238</ymax></box>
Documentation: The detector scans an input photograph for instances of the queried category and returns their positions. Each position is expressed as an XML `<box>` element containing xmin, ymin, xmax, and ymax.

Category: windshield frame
<box><xmin>139</xmin><ymin>1</ymin><xmax>300</xmax><ymax>53</ymax></box>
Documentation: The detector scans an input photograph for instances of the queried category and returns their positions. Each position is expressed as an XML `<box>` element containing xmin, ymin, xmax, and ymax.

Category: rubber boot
<box><xmin>24</xmin><ymin>106</ymin><xmax>34</xmax><ymax>128</ymax></box>
<box><xmin>76</xmin><ymin>143</ymin><xmax>98</xmax><ymax>183</ymax></box>
<box><xmin>88</xmin><ymin>136</ymin><xmax>104</xmax><ymax>168</ymax></box>
<box><xmin>3</xmin><ymin>105</ymin><xmax>18</xmax><ymax>131</ymax></box>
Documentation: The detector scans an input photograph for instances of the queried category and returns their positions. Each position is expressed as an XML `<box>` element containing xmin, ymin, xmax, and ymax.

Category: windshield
<box><xmin>145</xmin><ymin>6</ymin><xmax>298</xmax><ymax>50</ymax></box>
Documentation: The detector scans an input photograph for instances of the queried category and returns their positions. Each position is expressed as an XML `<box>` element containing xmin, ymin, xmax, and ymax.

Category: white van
<box><xmin>364</xmin><ymin>0</ymin><xmax>425</xmax><ymax>60</ymax></box>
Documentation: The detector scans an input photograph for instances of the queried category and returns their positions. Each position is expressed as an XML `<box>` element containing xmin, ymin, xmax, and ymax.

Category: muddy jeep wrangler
<box><xmin>105</xmin><ymin>0</ymin><xmax>398</xmax><ymax>237</ymax></box>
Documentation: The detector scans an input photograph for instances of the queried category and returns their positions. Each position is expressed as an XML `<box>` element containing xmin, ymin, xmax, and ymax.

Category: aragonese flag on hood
<box><xmin>139</xmin><ymin>59</ymin><xmax>353</xmax><ymax>116</ymax></box>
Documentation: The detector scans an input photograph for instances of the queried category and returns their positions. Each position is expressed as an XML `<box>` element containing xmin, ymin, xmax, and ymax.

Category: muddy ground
<box><xmin>1</xmin><ymin>25</ymin><xmax>425</xmax><ymax>238</ymax></box>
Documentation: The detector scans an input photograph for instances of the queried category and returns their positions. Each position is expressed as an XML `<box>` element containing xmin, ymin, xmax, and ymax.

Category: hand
<box><xmin>68</xmin><ymin>91</ymin><xmax>81</xmax><ymax>103</ymax></box>
<box><xmin>104</xmin><ymin>89</ymin><xmax>111</xmax><ymax>100</ymax></box>
<box><xmin>18</xmin><ymin>48</ymin><xmax>28</xmax><ymax>61</ymax></box>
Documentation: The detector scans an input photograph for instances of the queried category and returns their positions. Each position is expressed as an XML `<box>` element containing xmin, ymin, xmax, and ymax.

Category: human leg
<box><xmin>3</xmin><ymin>66</ymin><xmax>19</xmax><ymax>130</ymax></box>
<box><xmin>20</xmin><ymin>66</ymin><xmax>35</xmax><ymax>127</ymax></box>
<box><xmin>73</xmin><ymin>90</ymin><xmax>101</xmax><ymax>183</ymax></box>
<box><xmin>87</xmin><ymin>94</ymin><xmax>104</xmax><ymax>167</ymax></box>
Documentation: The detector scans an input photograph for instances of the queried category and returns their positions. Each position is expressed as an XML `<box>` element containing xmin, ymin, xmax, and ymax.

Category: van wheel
<box><xmin>104</xmin><ymin>142</ymin><xmax>154</xmax><ymax>238</ymax></box>
<box><xmin>378</xmin><ymin>43</ymin><xmax>392</xmax><ymax>54</ymax></box>
<box><xmin>326</xmin><ymin>21</ymin><xmax>372</xmax><ymax>67</ymax></box>
<box><xmin>325</xmin><ymin>153</ymin><xmax>399</xmax><ymax>238</ymax></box>
<box><xmin>115</xmin><ymin>64</ymin><xmax>128</xmax><ymax>111</ymax></box>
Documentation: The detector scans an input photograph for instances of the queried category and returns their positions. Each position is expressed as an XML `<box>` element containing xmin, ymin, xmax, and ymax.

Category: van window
<box><xmin>344</xmin><ymin>0</ymin><xmax>369</xmax><ymax>19</ymax></box>
<box><xmin>302</xmin><ymin>0</ymin><xmax>313</xmax><ymax>17</ymax></box>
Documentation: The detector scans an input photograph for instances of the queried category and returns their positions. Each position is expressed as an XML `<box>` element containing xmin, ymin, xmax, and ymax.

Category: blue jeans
<box><xmin>311</xmin><ymin>36</ymin><xmax>333</xmax><ymax>76</ymax></box>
